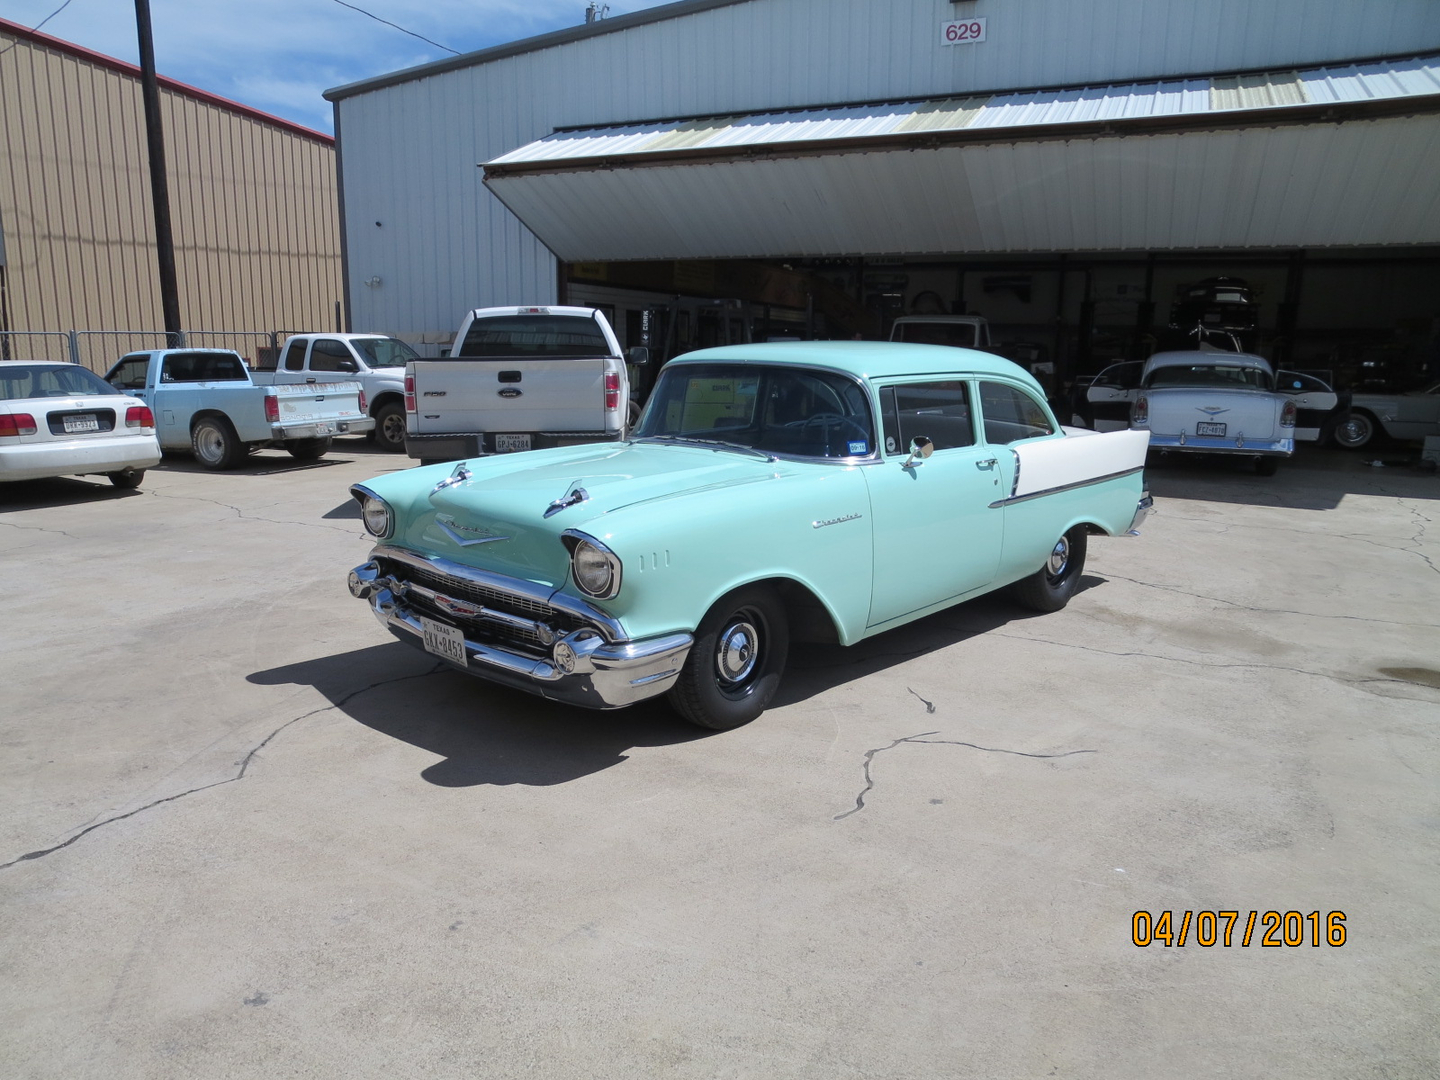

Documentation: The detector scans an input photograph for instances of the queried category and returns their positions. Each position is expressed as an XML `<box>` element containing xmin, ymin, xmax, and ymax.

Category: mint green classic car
<box><xmin>347</xmin><ymin>342</ymin><xmax>1152</xmax><ymax>729</ymax></box>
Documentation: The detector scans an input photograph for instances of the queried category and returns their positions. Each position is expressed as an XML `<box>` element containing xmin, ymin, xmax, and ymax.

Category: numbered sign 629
<box><xmin>941</xmin><ymin>17</ymin><xmax>986</xmax><ymax>46</ymax></box>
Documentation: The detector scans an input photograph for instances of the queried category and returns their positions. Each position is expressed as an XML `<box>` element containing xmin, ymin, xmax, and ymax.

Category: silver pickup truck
<box><xmin>104</xmin><ymin>349</ymin><xmax>373</xmax><ymax>469</ymax></box>
<box><xmin>404</xmin><ymin>306</ymin><xmax>637</xmax><ymax>463</ymax></box>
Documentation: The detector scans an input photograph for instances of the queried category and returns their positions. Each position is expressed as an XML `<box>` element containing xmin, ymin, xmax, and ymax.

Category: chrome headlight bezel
<box><xmin>351</xmin><ymin>484</ymin><xmax>393</xmax><ymax>539</ymax></box>
<box><xmin>563</xmin><ymin>530</ymin><xmax>622</xmax><ymax>600</ymax></box>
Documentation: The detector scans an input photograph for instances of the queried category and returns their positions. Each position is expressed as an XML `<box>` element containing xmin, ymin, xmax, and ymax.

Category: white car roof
<box><xmin>1143</xmin><ymin>350</ymin><xmax>1273</xmax><ymax>375</ymax></box>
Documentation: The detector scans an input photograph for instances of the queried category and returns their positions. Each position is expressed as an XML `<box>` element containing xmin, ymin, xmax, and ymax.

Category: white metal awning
<box><xmin>482</xmin><ymin>54</ymin><xmax>1440</xmax><ymax>260</ymax></box>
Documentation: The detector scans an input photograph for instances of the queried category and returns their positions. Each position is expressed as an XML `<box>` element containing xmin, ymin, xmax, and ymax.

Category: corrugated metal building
<box><xmin>327</xmin><ymin>0</ymin><xmax>1440</xmax><ymax>378</ymax></box>
<box><xmin>0</xmin><ymin>18</ymin><xmax>343</xmax><ymax>369</ymax></box>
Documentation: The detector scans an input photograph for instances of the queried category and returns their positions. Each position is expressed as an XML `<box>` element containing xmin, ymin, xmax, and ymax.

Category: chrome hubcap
<box><xmin>197</xmin><ymin>429</ymin><xmax>222</xmax><ymax>460</ymax></box>
<box><xmin>1046</xmin><ymin>537</ymin><xmax>1070</xmax><ymax>578</ymax></box>
<box><xmin>716</xmin><ymin>619</ymin><xmax>760</xmax><ymax>685</ymax></box>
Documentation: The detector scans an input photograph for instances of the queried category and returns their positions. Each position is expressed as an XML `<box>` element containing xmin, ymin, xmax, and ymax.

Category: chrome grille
<box><xmin>399</xmin><ymin>563</ymin><xmax>553</xmax><ymax>619</ymax></box>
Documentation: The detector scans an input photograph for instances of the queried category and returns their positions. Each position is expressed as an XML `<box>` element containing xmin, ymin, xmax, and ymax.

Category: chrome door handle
<box><xmin>977</xmin><ymin>458</ymin><xmax>998</xmax><ymax>469</ymax></box>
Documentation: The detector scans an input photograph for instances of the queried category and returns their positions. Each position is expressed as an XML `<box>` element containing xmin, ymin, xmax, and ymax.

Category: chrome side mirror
<box><xmin>901</xmin><ymin>436</ymin><xmax>933</xmax><ymax>468</ymax></box>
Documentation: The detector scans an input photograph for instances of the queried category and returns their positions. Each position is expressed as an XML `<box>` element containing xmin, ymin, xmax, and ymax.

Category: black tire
<box><xmin>191</xmin><ymin>416</ymin><xmax>246</xmax><ymax>470</ymax></box>
<box><xmin>107</xmin><ymin>469</ymin><xmax>144</xmax><ymax>489</ymax></box>
<box><xmin>1012</xmin><ymin>527</ymin><xmax>1088</xmax><ymax>613</ymax></box>
<box><xmin>626</xmin><ymin>398</ymin><xmax>642</xmax><ymax>430</ymax></box>
<box><xmin>287</xmin><ymin>437</ymin><xmax>333</xmax><ymax>460</ymax></box>
<box><xmin>1331</xmin><ymin>411</ymin><xmax>1376</xmax><ymax>451</ymax></box>
<box><xmin>668</xmin><ymin>585</ymin><xmax>789</xmax><ymax>731</ymax></box>
<box><xmin>373</xmin><ymin>401</ymin><xmax>407</xmax><ymax>453</ymax></box>
<box><xmin>1255</xmin><ymin>455</ymin><xmax>1279</xmax><ymax>476</ymax></box>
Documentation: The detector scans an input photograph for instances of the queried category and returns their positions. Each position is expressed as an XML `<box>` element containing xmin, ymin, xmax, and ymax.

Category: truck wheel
<box><xmin>668</xmin><ymin>586</ymin><xmax>789</xmax><ymax>731</ymax></box>
<box><xmin>191</xmin><ymin>416</ymin><xmax>245</xmax><ymax>470</ymax></box>
<box><xmin>287</xmin><ymin>437</ymin><xmax>333</xmax><ymax>460</ymax></box>
<box><xmin>1331</xmin><ymin>411</ymin><xmax>1376</xmax><ymax>450</ymax></box>
<box><xmin>1012</xmin><ymin>527</ymin><xmax>1088</xmax><ymax>613</ymax></box>
<box><xmin>107</xmin><ymin>469</ymin><xmax>144</xmax><ymax>489</ymax></box>
<box><xmin>374</xmin><ymin>402</ymin><xmax>407</xmax><ymax>453</ymax></box>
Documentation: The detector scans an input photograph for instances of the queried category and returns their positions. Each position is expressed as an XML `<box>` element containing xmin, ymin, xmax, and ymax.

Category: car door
<box><xmin>864</xmin><ymin>379</ymin><xmax>1005</xmax><ymax>628</ymax></box>
<box><xmin>1275</xmin><ymin>369</ymin><xmax>1339</xmax><ymax>442</ymax></box>
<box><xmin>1084</xmin><ymin>361</ymin><xmax>1143</xmax><ymax>431</ymax></box>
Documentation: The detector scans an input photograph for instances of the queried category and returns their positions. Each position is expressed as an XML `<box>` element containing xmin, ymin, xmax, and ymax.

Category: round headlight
<box><xmin>361</xmin><ymin>496</ymin><xmax>392</xmax><ymax>538</ymax></box>
<box><xmin>571</xmin><ymin>537</ymin><xmax>619</xmax><ymax>598</ymax></box>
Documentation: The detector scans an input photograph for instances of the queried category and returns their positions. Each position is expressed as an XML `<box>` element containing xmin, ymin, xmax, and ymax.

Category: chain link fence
<box><xmin>2</xmin><ymin>329</ymin><xmax>288</xmax><ymax>372</ymax></box>
<box><xmin>0</xmin><ymin>331</ymin><xmax>73</xmax><ymax>363</ymax></box>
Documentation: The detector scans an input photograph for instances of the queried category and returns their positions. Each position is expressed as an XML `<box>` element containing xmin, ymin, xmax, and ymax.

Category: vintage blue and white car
<box><xmin>347</xmin><ymin>342</ymin><xmax>1152</xmax><ymax>729</ymax></box>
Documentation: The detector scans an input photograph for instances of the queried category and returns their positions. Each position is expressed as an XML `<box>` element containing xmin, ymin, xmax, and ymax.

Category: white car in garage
<box><xmin>0</xmin><ymin>361</ymin><xmax>161</xmax><ymax>488</ymax></box>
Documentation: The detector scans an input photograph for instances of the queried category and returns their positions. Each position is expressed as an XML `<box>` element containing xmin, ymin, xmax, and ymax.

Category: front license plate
<box><xmin>64</xmin><ymin>414</ymin><xmax>100</xmax><ymax>434</ymax></box>
<box><xmin>495</xmin><ymin>434</ymin><xmax>531</xmax><ymax>453</ymax></box>
<box><xmin>1195</xmin><ymin>421</ymin><xmax>1227</xmax><ymax>437</ymax></box>
<box><xmin>421</xmin><ymin>616</ymin><xmax>467</xmax><ymax>666</ymax></box>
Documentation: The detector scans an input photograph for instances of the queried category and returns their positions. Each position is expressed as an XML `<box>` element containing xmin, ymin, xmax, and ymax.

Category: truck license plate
<box><xmin>313</xmin><ymin>421</ymin><xmax>333</xmax><ymax>435</ymax></box>
<box><xmin>64</xmin><ymin>414</ymin><xmax>100</xmax><ymax>434</ymax></box>
<box><xmin>495</xmin><ymin>434</ymin><xmax>531</xmax><ymax>453</ymax></box>
<box><xmin>421</xmin><ymin>616</ymin><xmax>467</xmax><ymax>666</ymax></box>
<box><xmin>1195</xmin><ymin>422</ymin><xmax>1227</xmax><ymax>437</ymax></box>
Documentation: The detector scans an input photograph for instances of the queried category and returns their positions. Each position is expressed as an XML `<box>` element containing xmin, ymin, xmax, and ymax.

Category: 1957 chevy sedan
<box><xmin>348</xmin><ymin>342</ymin><xmax>1151</xmax><ymax>729</ymax></box>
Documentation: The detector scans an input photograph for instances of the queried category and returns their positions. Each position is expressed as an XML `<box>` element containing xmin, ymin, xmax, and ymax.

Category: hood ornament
<box><xmin>430</xmin><ymin>462</ymin><xmax>471</xmax><ymax>495</ymax></box>
<box><xmin>544</xmin><ymin>481</ymin><xmax>589</xmax><ymax>519</ymax></box>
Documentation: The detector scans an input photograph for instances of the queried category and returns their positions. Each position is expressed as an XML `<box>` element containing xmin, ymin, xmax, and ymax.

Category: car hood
<box><xmin>387</xmin><ymin>442</ymin><xmax>787</xmax><ymax>585</ymax></box>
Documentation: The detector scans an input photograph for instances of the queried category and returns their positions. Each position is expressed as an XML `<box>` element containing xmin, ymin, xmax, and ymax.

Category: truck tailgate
<box><xmin>272</xmin><ymin>382</ymin><xmax>366</xmax><ymax>425</ymax></box>
<box><xmin>412</xmin><ymin>359</ymin><xmax>606</xmax><ymax>433</ymax></box>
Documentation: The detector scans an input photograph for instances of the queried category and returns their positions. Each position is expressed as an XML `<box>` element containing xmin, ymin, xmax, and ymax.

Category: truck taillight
<box><xmin>125</xmin><ymin>405</ymin><xmax>154</xmax><ymax>428</ymax></box>
<box><xmin>1280</xmin><ymin>399</ymin><xmax>1296</xmax><ymax>428</ymax></box>
<box><xmin>604</xmin><ymin>371</ymin><xmax>620</xmax><ymax>411</ymax></box>
<box><xmin>358</xmin><ymin>390</ymin><xmax>368</xmax><ymax>414</ymax></box>
<box><xmin>0</xmin><ymin>412</ymin><xmax>37</xmax><ymax>437</ymax></box>
<box><xmin>405</xmin><ymin>374</ymin><xmax>416</xmax><ymax>413</ymax></box>
<box><xmin>264</xmin><ymin>395</ymin><xmax>280</xmax><ymax>424</ymax></box>
<box><xmin>1132</xmin><ymin>395</ymin><xmax>1148</xmax><ymax>428</ymax></box>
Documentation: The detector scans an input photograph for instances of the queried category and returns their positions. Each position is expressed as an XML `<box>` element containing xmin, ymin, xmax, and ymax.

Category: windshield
<box><xmin>635</xmin><ymin>363</ymin><xmax>875</xmax><ymax>459</ymax></box>
<box><xmin>1145</xmin><ymin>364</ymin><xmax>1272</xmax><ymax>391</ymax></box>
<box><xmin>1</xmin><ymin>363</ymin><xmax>119</xmax><ymax>401</ymax></box>
<box><xmin>891</xmin><ymin>322</ymin><xmax>979</xmax><ymax>348</ymax></box>
<box><xmin>353</xmin><ymin>337</ymin><xmax>419</xmax><ymax>368</ymax></box>
<box><xmin>458</xmin><ymin>315</ymin><xmax>609</xmax><ymax>359</ymax></box>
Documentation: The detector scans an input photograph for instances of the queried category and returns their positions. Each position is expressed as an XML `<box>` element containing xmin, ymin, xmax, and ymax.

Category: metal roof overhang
<box><xmin>482</xmin><ymin>56</ymin><xmax>1440</xmax><ymax>261</ymax></box>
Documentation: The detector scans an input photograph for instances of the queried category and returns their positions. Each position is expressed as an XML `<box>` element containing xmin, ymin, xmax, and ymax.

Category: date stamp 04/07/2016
<box><xmin>1132</xmin><ymin>910</ymin><xmax>1348</xmax><ymax>948</ymax></box>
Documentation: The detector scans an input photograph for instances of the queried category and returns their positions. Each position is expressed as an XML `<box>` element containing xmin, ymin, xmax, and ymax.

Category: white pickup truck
<box><xmin>256</xmin><ymin>333</ymin><xmax>418</xmax><ymax>452</ymax></box>
<box><xmin>404</xmin><ymin>306</ymin><xmax>634</xmax><ymax>463</ymax></box>
<box><xmin>104</xmin><ymin>348</ymin><xmax>372</xmax><ymax>469</ymax></box>
<box><xmin>890</xmin><ymin>314</ymin><xmax>994</xmax><ymax>350</ymax></box>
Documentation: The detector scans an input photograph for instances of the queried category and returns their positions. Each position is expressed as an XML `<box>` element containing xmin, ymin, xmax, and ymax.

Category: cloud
<box><xmin>0</xmin><ymin>0</ymin><xmax>677</xmax><ymax>132</ymax></box>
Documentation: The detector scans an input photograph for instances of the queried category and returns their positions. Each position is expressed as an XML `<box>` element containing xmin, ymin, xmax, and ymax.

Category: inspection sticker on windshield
<box><xmin>421</xmin><ymin>616</ymin><xmax>467</xmax><ymax>666</ymax></box>
<box><xmin>848</xmin><ymin>441</ymin><xmax>868</xmax><ymax>455</ymax></box>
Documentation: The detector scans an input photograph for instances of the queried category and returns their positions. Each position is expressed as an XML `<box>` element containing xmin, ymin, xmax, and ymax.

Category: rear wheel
<box><xmin>373</xmin><ymin>401</ymin><xmax>407</xmax><ymax>453</ymax></box>
<box><xmin>107</xmin><ymin>469</ymin><xmax>144</xmax><ymax>489</ymax></box>
<box><xmin>1331</xmin><ymin>411</ymin><xmax>1376</xmax><ymax>450</ymax></box>
<box><xmin>1012</xmin><ymin>527</ymin><xmax>1088</xmax><ymax>613</ymax></box>
<box><xmin>668</xmin><ymin>586</ymin><xmax>789</xmax><ymax>730</ymax></box>
<box><xmin>287</xmin><ymin>437</ymin><xmax>332</xmax><ymax>460</ymax></box>
<box><xmin>1255</xmin><ymin>455</ymin><xmax>1280</xmax><ymax>476</ymax></box>
<box><xmin>191</xmin><ymin>416</ymin><xmax>245</xmax><ymax>470</ymax></box>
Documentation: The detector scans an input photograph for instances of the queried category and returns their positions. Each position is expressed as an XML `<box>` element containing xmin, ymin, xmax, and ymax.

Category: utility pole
<box><xmin>134</xmin><ymin>0</ymin><xmax>182</xmax><ymax>346</ymax></box>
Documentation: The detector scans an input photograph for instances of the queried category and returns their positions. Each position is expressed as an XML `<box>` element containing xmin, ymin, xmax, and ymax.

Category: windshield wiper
<box><xmin>633</xmin><ymin>435</ymin><xmax>776</xmax><ymax>462</ymax></box>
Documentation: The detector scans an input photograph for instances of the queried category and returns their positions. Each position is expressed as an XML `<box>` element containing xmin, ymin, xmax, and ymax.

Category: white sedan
<box><xmin>0</xmin><ymin>361</ymin><xmax>161</xmax><ymax>488</ymax></box>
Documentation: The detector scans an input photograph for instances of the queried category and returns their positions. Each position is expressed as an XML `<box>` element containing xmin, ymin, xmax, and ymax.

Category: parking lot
<box><xmin>2</xmin><ymin>440</ymin><xmax>1438</xmax><ymax>1079</ymax></box>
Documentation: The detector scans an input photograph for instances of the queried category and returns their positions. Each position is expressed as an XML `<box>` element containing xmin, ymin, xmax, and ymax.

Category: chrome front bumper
<box><xmin>348</xmin><ymin>560</ymin><xmax>692</xmax><ymax>710</ymax></box>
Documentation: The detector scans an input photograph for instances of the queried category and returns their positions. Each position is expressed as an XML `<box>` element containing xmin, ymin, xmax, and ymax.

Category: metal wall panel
<box><xmin>333</xmin><ymin>0</ymin><xmax>1440</xmax><ymax>337</ymax></box>
<box><xmin>0</xmin><ymin>25</ymin><xmax>342</xmax><ymax>366</ymax></box>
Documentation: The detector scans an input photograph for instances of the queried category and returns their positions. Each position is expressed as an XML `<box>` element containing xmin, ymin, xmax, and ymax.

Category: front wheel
<box><xmin>668</xmin><ymin>586</ymin><xmax>789</xmax><ymax>730</ymax></box>
<box><xmin>1012</xmin><ymin>527</ymin><xmax>1088</xmax><ymax>613</ymax></box>
<box><xmin>373</xmin><ymin>401</ymin><xmax>407</xmax><ymax>453</ymax></box>
<box><xmin>1331</xmin><ymin>411</ymin><xmax>1376</xmax><ymax>451</ymax></box>
<box><xmin>287</xmin><ymin>437</ymin><xmax>332</xmax><ymax>460</ymax></box>
<box><xmin>191</xmin><ymin>416</ymin><xmax>246</xmax><ymax>470</ymax></box>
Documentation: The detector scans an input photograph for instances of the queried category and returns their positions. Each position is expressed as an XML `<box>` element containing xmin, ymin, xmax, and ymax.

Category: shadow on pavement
<box><xmin>0</xmin><ymin>475</ymin><xmax>146</xmax><ymax>509</ymax></box>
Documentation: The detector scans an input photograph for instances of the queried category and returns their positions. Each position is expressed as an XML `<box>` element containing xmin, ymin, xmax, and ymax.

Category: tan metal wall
<box><xmin>0</xmin><ymin>23</ymin><xmax>342</xmax><ymax>368</ymax></box>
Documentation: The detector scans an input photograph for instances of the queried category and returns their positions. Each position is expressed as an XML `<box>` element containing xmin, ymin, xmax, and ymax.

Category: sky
<box><xmin>0</xmin><ymin>0</ymin><xmax>675</xmax><ymax>134</ymax></box>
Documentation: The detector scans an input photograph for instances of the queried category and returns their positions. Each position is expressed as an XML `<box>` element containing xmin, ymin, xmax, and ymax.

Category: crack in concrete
<box><xmin>1098</xmin><ymin>574</ymin><xmax>1439</xmax><ymax>629</ymax></box>
<box><xmin>143</xmin><ymin>489</ymin><xmax>363</xmax><ymax>536</ymax></box>
<box><xmin>835</xmin><ymin>729</ymin><xmax>1096</xmax><ymax>820</ymax></box>
<box><xmin>0</xmin><ymin>519</ymin><xmax>83</xmax><ymax>541</ymax></box>
<box><xmin>0</xmin><ymin>665</ymin><xmax>443</xmax><ymax>871</ymax></box>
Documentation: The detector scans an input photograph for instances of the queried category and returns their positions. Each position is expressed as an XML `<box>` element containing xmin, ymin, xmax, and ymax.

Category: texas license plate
<box><xmin>1195</xmin><ymin>421</ymin><xmax>1227</xmax><ymax>437</ymax></box>
<box><xmin>313</xmin><ymin>421</ymin><xmax>333</xmax><ymax>435</ymax></box>
<box><xmin>420</xmin><ymin>616</ymin><xmax>467</xmax><ymax>666</ymax></box>
<box><xmin>64</xmin><ymin>414</ymin><xmax>100</xmax><ymax>434</ymax></box>
<box><xmin>495</xmin><ymin>434</ymin><xmax>531</xmax><ymax>453</ymax></box>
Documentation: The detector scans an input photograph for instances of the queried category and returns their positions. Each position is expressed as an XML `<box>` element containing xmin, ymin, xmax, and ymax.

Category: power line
<box><xmin>0</xmin><ymin>0</ymin><xmax>77</xmax><ymax>59</ymax></box>
<box><xmin>330</xmin><ymin>0</ymin><xmax>460</xmax><ymax>55</ymax></box>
